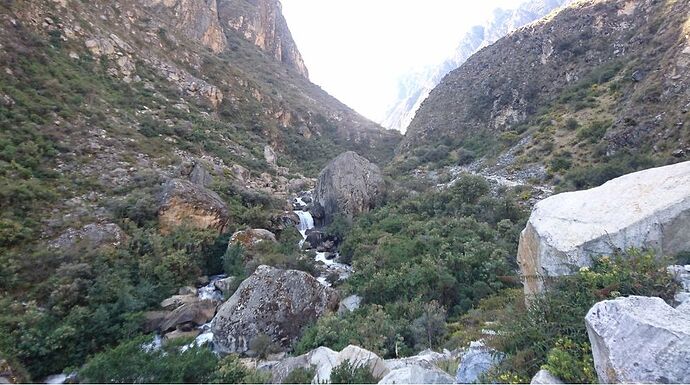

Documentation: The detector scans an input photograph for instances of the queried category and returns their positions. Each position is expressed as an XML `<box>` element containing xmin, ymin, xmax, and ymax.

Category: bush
<box><xmin>542</xmin><ymin>338</ymin><xmax>596</xmax><ymax>383</ymax></box>
<box><xmin>329</xmin><ymin>359</ymin><xmax>380</xmax><ymax>384</ymax></box>
<box><xmin>283</xmin><ymin>367</ymin><xmax>316</xmax><ymax>384</ymax></box>
<box><xmin>79</xmin><ymin>335</ymin><xmax>218</xmax><ymax>383</ymax></box>
<box><xmin>576</xmin><ymin>120</ymin><xmax>610</xmax><ymax>143</ymax></box>
<box><xmin>491</xmin><ymin>250</ymin><xmax>678</xmax><ymax>382</ymax></box>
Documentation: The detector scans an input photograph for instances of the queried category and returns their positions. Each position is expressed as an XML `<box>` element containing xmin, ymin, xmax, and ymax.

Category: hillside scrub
<box><xmin>482</xmin><ymin>250</ymin><xmax>679</xmax><ymax>383</ymax></box>
<box><xmin>296</xmin><ymin>174</ymin><xmax>528</xmax><ymax>357</ymax></box>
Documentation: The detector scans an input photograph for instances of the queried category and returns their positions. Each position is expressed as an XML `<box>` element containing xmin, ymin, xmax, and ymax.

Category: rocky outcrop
<box><xmin>217</xmin><ymin>0</ymin><xmax>309</xmax><ymax>77</ymax></box>
<box><xmin>229</xmin><ymin>228</ymin><xmax>277</xmax><ymax>248</ymax></box>
<box><xmin>158</xmin><ymin>179</ymin><xmax>229</xmax><ymax>234</ymax></box>
<box><xmin>211</xmin><ymin>265</ymin><xmax>339</xmax><ymax>354</ymax></box>
<box><xmin>518</xmin><ymin>162</ymin><xmax>690</xmax><ymax>296</ymax></box>
<box><xmin>313</xmin><ymin>151</ymin><xmax>385</xmax><ymax>225</ymax></box>
<box><xmin>530</xmin><ymin>369</ymin><xmax>563</xmax><ymax>384</ymax></box>
<box><xmin>455</xmin><ymin>341</ymin><xmax>503</xmax><ymax>384</ymax></box>
<box><xmin>49</xmin><ymin>222</ymin><xmax>127</xmax><ymax>252</ymax></box>
<box><xmin>141</xmin><ymin>0</ymin><xmax>227</xmax><ymax>53</ymax></box>
<box><xmin>585</xmin><ymin>296</ymin><xmax>690</xmax><ymax>383</ymax></box>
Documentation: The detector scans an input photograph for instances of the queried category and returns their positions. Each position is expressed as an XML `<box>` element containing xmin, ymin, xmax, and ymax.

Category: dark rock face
<box><xmin>158</xmin><ymin>179</ymin><xmax>229</xmax><ymax>234</ymax></box>
<box><xmin>313</xmin><ymin>151</ymin><xmax>385</xmax><ymax>225</ymax></box>
<box><xmin>211</xmin><ymin>265</ymin><xmax>339</xmax><ymax>354</ymax></box>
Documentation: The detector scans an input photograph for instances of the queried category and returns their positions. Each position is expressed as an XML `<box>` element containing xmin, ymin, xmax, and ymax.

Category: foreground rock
<box><xmin>269</xmin><ymin>345</ymin><xmax>390</xmax><ymax>383</ymax></box>
<box><xmin>517</xmin><ymin>161</ymin><xmax>690</xmax><ymax>296</ymax></box>
<box><xmin>380</xmin><ymin>356</ymin><xmax>455</xmax><ymax>385</ymax></box>
<box><xmin>313</xmin><ymin>151</ymin><xmax>385</xmax><ymax>225</ymax></box>
<box><xmin>455</xmin><ymin>341</ymin><xmax>503</xmax><ymax>384</ymax></box>
<box><xmin>585</xmin><ymin>296</ymin><xmax>690</xmax><ymax>383</ymax></box>
<box><xmin>211</xmin><ymin>265</ymin><xmax>339</xmax><ymax>354</ymax></box>
<box><xmin>158</xmin><ymin>179</ymin><xmax>229</xmax><ymax>234</ymax></box>
<box><xmin>530</xmin><ymin>369</ymin><xmax>563</xmax><ymax>384</ymax></box>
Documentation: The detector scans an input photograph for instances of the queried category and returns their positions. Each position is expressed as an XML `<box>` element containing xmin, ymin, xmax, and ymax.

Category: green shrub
<box><xmin>283</xmin><ymin>367</ymin><xmax>316</xmax><ymax>384</ymax></box>
<box><xmin>491</xmin><ymin>250</ymin><xmax>678</xmax><ymax>382</ymax></box>
<box><xmin>576</xmin><ymin>120</ymin><xmax>610</xmax><ymax>143</ymax></box>
<box><xmin>79</xmin><ymin>335</ymin><xmax>218</xmax><ymax>383</ymax></box>
<box><xmin>329</xmin><ymin>359</ymin><xmax>380</xmax><ymax>384</ymax></box>
<box><xmin>564</xmin><ymin>118</ymin><xmax>579</xmax><ymax>130</ymax></box>
<box><xmin>542</xmin><ymin>338</ymin><xmax>596</xmax><ymax>383</ymax></box>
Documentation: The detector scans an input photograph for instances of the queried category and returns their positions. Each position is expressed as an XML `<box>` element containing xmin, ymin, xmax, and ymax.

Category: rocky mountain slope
<box><xmin>380</xmin><ymin>0</ymin><xmax>574</xmax><ymax>133</ymax></box>
<box><xmin>0</xmin><ymin>0</ymin><xmax>400</xmax><ymax>245</ymax></box>
<box><xmin>396</xmin><ymin>0</ymin><xmax>690</xmax><ymax>192</ymax></box>
<box><xmin>0</xmin><ymin>1</ymin><xmax>400</xmax><ymax>377</ymax></box>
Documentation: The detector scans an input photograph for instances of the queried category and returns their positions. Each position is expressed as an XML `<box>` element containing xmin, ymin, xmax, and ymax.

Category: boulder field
<box><xmin>517</xmin><ymin>161</ymin><xmax>690</xmax><ymax>296</ymax></box>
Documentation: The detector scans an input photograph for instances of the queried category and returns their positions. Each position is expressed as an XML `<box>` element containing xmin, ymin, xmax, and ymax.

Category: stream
<box><xmin>43</xmin><ymin>192</ymin><xmax>353</xmax><ymax>383</ymax></box>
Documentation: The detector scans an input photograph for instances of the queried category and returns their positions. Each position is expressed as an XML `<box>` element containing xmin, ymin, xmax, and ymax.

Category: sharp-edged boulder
<box><xmin>585</xmin><ymin>296</ymin><xmax>690</xmax><ymax>384</ymax></box>
<box><xmin>211</xmin><ymin>265</ymin><xmax>339</xmax><ymax>354</ymax></box>
<box><xmin>530</xmin><ymin>369</ymin><xmax>563</xmax><ymax>384</ymax></box>
<box><xmin>158</xmin><ymin>179</ymin><xmax>229</xmax><ymax>234</ymax></box>
<box><xmin>313</xmin><ymin>151</ymin><xmax>385</xmax><ymax>225</ymax></box>
<box><xmin>455</xmin><ymin>341</ymin><xmax>503</xmax><ymax>384</ymax></box>
<box><xmin>517</xmin><ymin>161</ymin><xmax>690</xmax><ymax>296</ymax></box>
<box><xmin>379</xmin><ymin>364</ymin><xmax>454</xmax><ymax>384</ymax></box>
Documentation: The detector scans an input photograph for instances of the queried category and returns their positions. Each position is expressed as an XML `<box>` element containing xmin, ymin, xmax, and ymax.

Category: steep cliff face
<box><xmin>139</xmin><ymin>0</ymin><xmax>308</xmax><ymax>77</ymax></box>
<box><xmin>397</xmin><ymin>0</ymin><xmax>690</xmax><ymax>190</ymax></box>
<box><xmin>381</xmin><ymin>0</ymin><xmax>574</xmax><ymax>133</ymax></box>
<box><xmin>218</xmin><ymin>0</ymin><xmax>309</xmax><ymax>78</ymax></box>
<box><xmin>142</xmin><ymin>0</ymin><xmax>227</xmax><ymax>53</ymax></box>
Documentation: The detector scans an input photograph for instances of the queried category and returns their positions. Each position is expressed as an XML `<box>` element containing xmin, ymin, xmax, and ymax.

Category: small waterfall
<box><xmin>295</xmin><ymin>210</ymin><xmax>314</xmax><ymax>238</ymax></box>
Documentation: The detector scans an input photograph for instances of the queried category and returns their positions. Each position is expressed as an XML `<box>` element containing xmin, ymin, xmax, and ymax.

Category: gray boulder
<box><xmin>338</xmin><ymin>295</ymin><xmax>362</xmax><ymax>314</ymax></box>
<box><xmin>530</xmin><ymin>369</ymin><xmax>563</xmax><ymax>384</ymax></box>
<box><xmin>160</xmin><ymin>299</ymin><xmax>218</xmax><ymax>332</ymax></box>
<box><xmin>585</xmin><ymin>296</ymin><xmax>690</xmax><ymax>383</ymax></box>
<box><xmin>313</xmin><ymin>151</ymin><xmax>385</xmax><ymax>225</ymax></box>
<box><xmin>229</xmin><ymin>229</ymin><xmax>277</xmax><ymax>248</ymax></box>
<box><xmin>517</xmin><ymin>161</ymin><xmax>690</xmax><ymax>296</ymax></box>
<box><xmin>49</xmin><ymin>222</ymin><xmax>127</xmax><ymax>252</ymax></box>
<box><xmin>211</xmin><ymin>265</ymin><xmax>339</xmax><ymax>354</ymax></box>
<box><xmin>379</xmin><ymin>364</ymin><xmax>454</xmax><ymax>384</ymax></box>
<box><xmin>455</xmin><ymin>341</ymin><xmax>503</xmax><ymax>384</ymax></box>
<box><xmin>158</xmin><ymin>179</ymin><xmax>229</xmax><ymax>234</ymax></box>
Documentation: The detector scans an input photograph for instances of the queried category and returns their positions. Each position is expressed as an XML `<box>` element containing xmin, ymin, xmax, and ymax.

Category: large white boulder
<box><xmin>379</xmin><ymin>364</ymin><xmax>454</xmax><ymax>384</ymax></box>
<box><xmin>517</xmin><ymin>161</ymin><xmax>690</xmax><ymax>296</ymax></box>
<box><xmin>585</xmin><ymin>296</ymin><xmax>690</xmax><ymax>383</ymax></box>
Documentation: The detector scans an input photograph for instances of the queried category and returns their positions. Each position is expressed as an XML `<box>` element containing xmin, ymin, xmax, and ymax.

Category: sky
<box><xmin>281</xmin><ymin>0</ymin><xmax>524</xmax><ymax>124</ymax></box>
